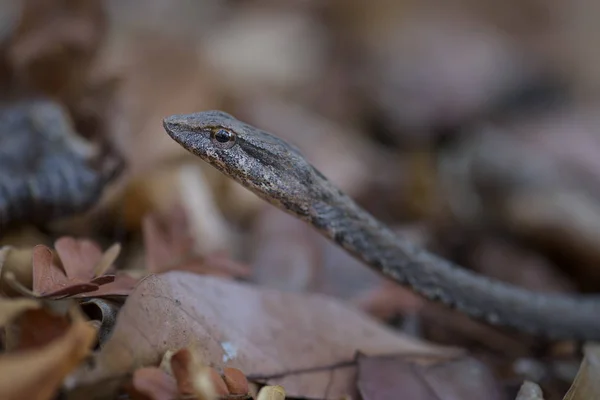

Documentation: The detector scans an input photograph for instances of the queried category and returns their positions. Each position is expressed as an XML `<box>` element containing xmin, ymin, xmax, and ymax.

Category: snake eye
<box><xmin>211</xmin><ymin>129</ymin><xmax>236</xmax><ymax>149</ymax></box>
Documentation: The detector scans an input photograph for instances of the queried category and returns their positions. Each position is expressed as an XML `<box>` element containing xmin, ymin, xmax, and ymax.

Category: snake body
<box><xmin>163</xmin><ymin>110</ymin><xmax>600</xmax><ymax>340</ymax></box>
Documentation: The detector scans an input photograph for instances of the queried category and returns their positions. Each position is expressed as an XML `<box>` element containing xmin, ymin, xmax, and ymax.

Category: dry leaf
<box><xmin>357</xmin><ymin>353</ymin><xmax>505</xmax><ymax>400</ymax></box>
<box><xmin>72</xmin><ymin>273</ymin><xmax>139</xmax><ymax>299</ymax></box>
<box><xmin>516</xmin><ymin>381</ymin><xmax>544</xmax><ymax>400</ymax></box>
<box><xmin>80</xmin><ymin>272</ymin><xmax>458</xmax><ymax>399</ymax></box>
<box><xmin>143</xmin><ymin>206</ymin><xmax>250</xmax><ymax>279</ymax></box>
<box><xmin>222</xmin><ymin>367</ymin><xmax>249</xmax><ymax>395</ymax></box>
<box><xmin>10</xmin><ymin>308</ymin><xmax>71</xmax><ymax>351</ymax></box>
<box><xmin>32</xmin><ymin>244</ymin><xmax>99</xmax><ymax>298</ymax></box>
<box><xmin>170</xmin><ymin>348</ymin><xmax>196</xmax><ymax>395</ymax></box>
<box><xmin>192</xmin><ymin>366</ymin><xmax>228</xmax><ymax>400</ymax></box>
<box><xmin>31</xmin><ymin>237</ymin><xmax>136</xmax><ymax>299</ymax></box>
<box><xmin>256</xmin><ymin>385</ymin><xmax>286</xmax><ymax>400</ymax></box>
<box><xmin>128</xmin><ymin>367</ymin><xmax>178</xmax><ymax>400</ymax></box>
<box><xmin>0</xmin><ymin>297</ymin><xmax>40</xmax><ymax>327</ymax></box>
<box><xmin>143</xmin><ymin>205</ymin><xmax>194</xmax><ymax>273</ymax></box>
<box><xmin>563</xmin><ymin>343</ymin><xmax>600</xmax><ymax>400</ymax></box>
<box><xmin>0</xmin><ymin>319</ymin><xmax>97</xmax><ymax>400</ymax></box>
<box><xmin>0</xmin><ymin>246</ymin><xmax>34</xmax><ymax>297</ymax></box>
<box><xmin>8</xmin><ymin>0</ymin><xmax>107</xmax><ymax>100</ymax></box>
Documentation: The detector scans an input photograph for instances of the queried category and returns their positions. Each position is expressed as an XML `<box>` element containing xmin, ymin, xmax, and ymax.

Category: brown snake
<box><xmin>163</xmin><ymin>110</ymin><xmax>600</xmax><ymax>340</ymax></box>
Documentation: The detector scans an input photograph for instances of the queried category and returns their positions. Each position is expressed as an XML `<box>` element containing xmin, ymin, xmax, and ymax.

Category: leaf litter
<box><xmin>1</xmin><ymin>0</ymin><xmax>600</xmax><ymax>399</ymax></box>
<box><xmin>76</xmin><ymin>272</ymin><xmax>460</xmax><ymax>399</ymax></box>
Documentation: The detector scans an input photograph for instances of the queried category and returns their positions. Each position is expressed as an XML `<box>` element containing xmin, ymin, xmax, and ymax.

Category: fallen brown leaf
<box><xmin>222</xmin><ymin>367</ymin><xmax>249</xmax><ymax>396</ymax></box>
<box><xmin>170</xmin><ymin>348</ymin><xmax>196</xmax><ymax>395</ymax></box>
<box><xmin>128</xmin><ymin>367</ymin><xmax>178</xmax><ymax>400</ymax></box>
<box><xmin>79</xmin><ymin>272</ymin><xmax>459</xmax><ymax>399</ymax></box>
<box><xmin>143</xmin><ymin>206</ymin><xmax>250</xmax><ymax>279</ymax></box>
<box><xmin>256</xmin><ymin>385</ymin><xmax>286</xmax><ymax>400</ymax></box>
<box><xmin>168</xmin><ymin>347</ymin><xmax>250</xmax><ymax>399</ymax></box>
<box><xmin>33</xmin><ymin>243</ymin><xmax>99</xmax><ymax>298</ymax></box>
<box><xmin>0</xmin><ymin>246</ymin><xmax>34</xmax><ymax>297</ymax></box>
<box><xmin>8</xmin><ymin>0</ymin><xmax>107</xmax><ymax>101</ymax></box>
<box><xmin>0</xmin><ymin>297</ymin><xmax>40</xmax><ymax>327</ymax></box>
<box><xmin>72</xmin><ymin>272</ymin><xmax>139</xmax><ymax>299</ymax></box>
<box><xmin>0</xmin><ymin>319</ymin><xmax>97</xmax><ymax>400</ymax></box>
<box><xmin>10</xmin><ymin>308</ymin><xmax>71</xmax><ymax>351</ymax></box>
<box><xmin>516</xmin><ymin>381</ymin><xmax>544</xmax><ymax>400</ymax></box>
<box><xmin>31</xmin><ymin>237</ymin><xmax>136</xmax><ymax>299</ymax></box>
<box><xmin>357</xmin><ymin>353</ymin><xmax>505</xmax><ymax>400</ymax></box>
<box><xmin>563</xmin><ymin>343</ymin><xmax>600</xmax><ymax>400</ymax></box>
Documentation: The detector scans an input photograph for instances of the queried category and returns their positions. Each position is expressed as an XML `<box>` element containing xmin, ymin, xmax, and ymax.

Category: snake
<box><xmin>163</xmin><ymin>110</ymin><xmax>600</xmax><ymax>340</ymax></box>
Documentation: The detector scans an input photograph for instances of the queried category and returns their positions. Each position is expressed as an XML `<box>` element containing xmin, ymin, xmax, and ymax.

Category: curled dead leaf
<box><xmin>223</xmin><ymin>367</ymin><xmax>249</xmax><ymax>396</ymax></box>
<box><xmin>143</xmin><ymin>207</ymin><xmax>250</xmax><ymax>279</ymax></box>
<box><xmin>170</xmin><ymin>348</ymin><xmax>195</xmax><ymax>395</ymax></box>
<box><xmin>30</xmin><ymin>237</ymin><xmax>136</xmax><ymax>299</ymax></box>
<box><xmin>0</xmin><ymin>319</ymin><xmax>97</xmax><ymax>400</ymax></box>
<box><xmin>0</xmin><ymin>297</ymin><xmax>40</xmax><ymax>328</ymax></box>
<box><xmin>83</xmin><ymin>273</ymin><xmax>456</xmax><ymax>399</ymax></box>
<box><xmin>516</xmin><ymin>381</ymin><xmax>544</xmax><ymax>400</ymax></box>
<box><xmin>563</xmin><ymin>343</ymin><xmax>600</xmax><ymax>400</ymax></box>
<box><xmin>0</xmin><ymin>246</ymin><xmax>34</xmax><ymax>297</ymax></box>
<box><xmin>257</xmin><ymin>385</ymin><xmax>286</xmax><ymax>400</ymax></box>
<box><xmin>129</xmin><ymin>367</ymin><xmax>178</xmax><ymax>400</ymax></box>
<box><xmin>192</xmin><ymin>366</ymin><xmax>227</xmax><ymax>400</ymax></box>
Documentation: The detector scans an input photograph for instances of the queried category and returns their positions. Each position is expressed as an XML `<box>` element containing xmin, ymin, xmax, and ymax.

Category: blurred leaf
<box><xmin>357</xmin><ymin>353</ymin><xmax>505</xmax><ymax>400</ymax></box>
<box><xmin>0</xmin><ymin>246</ymin><xmax>34</xmax><ymax>297</ymax></box>
<box><xmin>31</xmin><ymin>237</ymin><xmax>136</xmax><ymax>299</ymax></box>
<box><xmin>515</xmin><ymin>381</ymin><xmax>544</xmax><ymax>400</ymax></box>
<box><xmin>8</xmin><ymin>0</ymin><xmax>107</xmax><ymax>100</ymax></box>
<box><xmin>0</xmin><ymin>297</ymin><xmax>40</xmax><ymax>327</ymax></box>
<box><xmin>563</xmin><ymin>343</ymin><xmax>600</xmax><ymax>400</ymax></box>
<box><xmin>127</xmin><ymin>367</ymin><xmax>178</xmax><ymax>400</ymax></box>
<box><xmin>169</xmin><ymin>348</ymin><xmax>196</xmax><ymax>396</ymax></box>
<box><xmin>143</xmin><ymin>206</ymin><xmax>250</xmax><ymax>278</ymax></box>
<box><xmin>10</xmin><ymin>308</ymin><xmax>71</xmax><ymax>351</ymax></box>
<box><xmin>0</xmin><ymin>319</ymin><xmax>97</xmax><ymax>400</ymax></box>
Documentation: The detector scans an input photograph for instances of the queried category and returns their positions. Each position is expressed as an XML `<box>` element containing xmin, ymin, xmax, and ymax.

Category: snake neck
<box><xmin>305</xmin><ymin>180</ymin><xmax>600</xmax><ymax>340</ymax></box>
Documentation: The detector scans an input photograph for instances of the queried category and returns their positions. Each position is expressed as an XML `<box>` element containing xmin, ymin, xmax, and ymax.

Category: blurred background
<box><xmin>1</xmin><ymin>0</ymin><xmax>600</xmax><ymax>396</ymax></box>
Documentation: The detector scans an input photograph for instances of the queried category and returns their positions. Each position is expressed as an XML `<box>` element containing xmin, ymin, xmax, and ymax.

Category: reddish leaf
<box><xmin>54</xmin><ymin>238</ymin><xmax>103</xmax><ymax>282</ymax></box>
<box><xmin>33</xmin><ymin>245</ymin><xmax>96</xmax><ymax>298</ymax></box>
<box><xmin>72</xmin><ymin>273</ymin><xmax>138</xmax><ymax>299</ymax></box>
<box><xmin>32</xmin><ymin>237</ymin><xmax>136</xmax><ymax>299</ymax></box>
<box><xmin>170</xmin><ymin>348</ymin><xmax>195</xmax><ymax>395</ymax></box>
<box><xmin>128</xmin><ymin>367</ymin><xmax>178</xmax><ymax>400</ymax></box>
<box><xmin>143</xmin><ymin>206</ymin><xmax>250</xmax><ymax>278</ymax></box>
<box><xmin>0</xmin><ymin>319</ymin><xmax>97</xmax><ymax>400</ymax></box>
<box><xmin>11</xmin><ymin>308</ymin><xmax>71</xmax><ymax>351</ymax></box>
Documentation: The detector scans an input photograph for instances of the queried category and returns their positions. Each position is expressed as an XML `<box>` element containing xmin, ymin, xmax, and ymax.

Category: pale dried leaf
<box><xmin>256</xmin><ymin>385</ymin><xmax>286</xmax><ymax>400</ymax></box>
<box><xmin>0</xmin><ymin>246</ymin><xmax>34</xmax><ymax>296</ymax></box>
<box><xmin>92</xmin><ymin>243</ymin><xmax>121</xmax><ymax>277</ymax></box>
<box><xmin>357</xmin><ymin>353</ymin><xmax>504</xmax><ymax>400</ymax></box>
<box><xmin>79</xmin><ymin>273</ymin><xmax>458</xmax><ymax>399</ymax></box>
<box><xmin>516</xmin><ymin>381</ymin><xmax>544</xmax><ymax>400</ymax></box>
<box><xmin>563</xmin><ymin>343</ymin><xmax>600</xmax><ymax>400</ymax></box>
<box><xmin>178</xmin><ymin>164</ymin><xmax>231</xmax><ymax>255</ymax></box>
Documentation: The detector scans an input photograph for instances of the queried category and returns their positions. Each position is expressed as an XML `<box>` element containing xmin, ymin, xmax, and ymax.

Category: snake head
<box><xmin>163</xmin><ymin>110</ymin><xmax>321</xmax><ymax>219</ymax></box>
